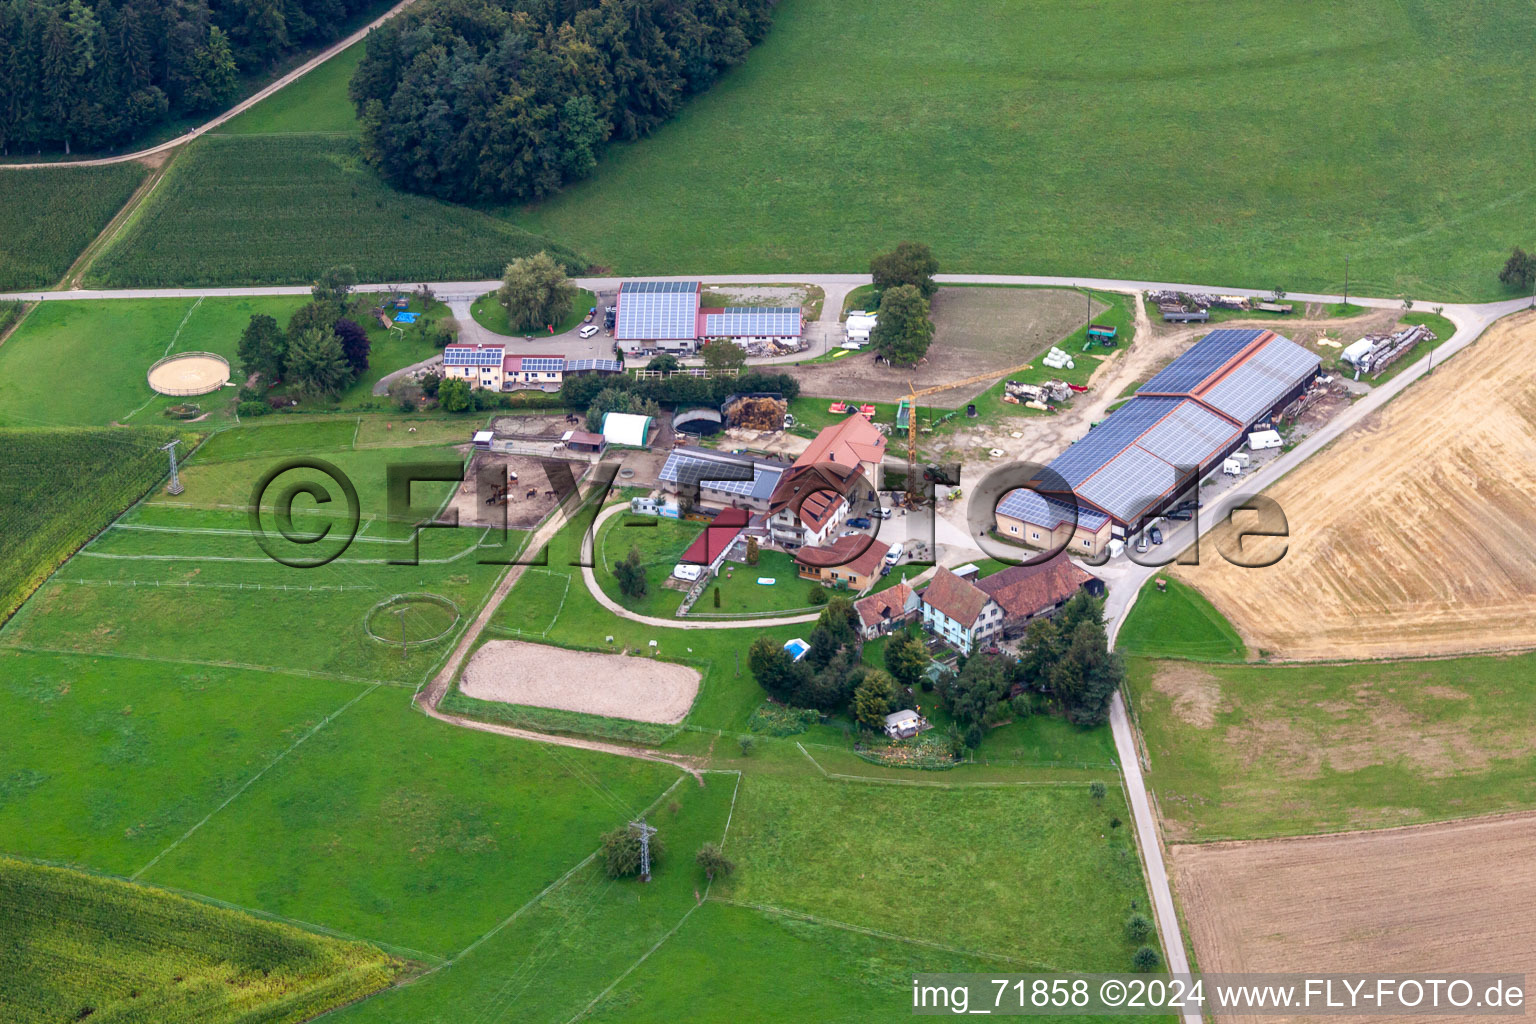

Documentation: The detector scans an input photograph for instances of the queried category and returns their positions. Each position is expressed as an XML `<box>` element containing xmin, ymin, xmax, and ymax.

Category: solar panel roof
<box><xmin>658</xmin><ymin>450</ymin><xmax>784</xmax><ymax>501</ymax></box>
<box><xmin>1077</xmin><ymin>445</ymin><xmax>1183</xmax><ymax>522</ymax></box>
<box><xmin>444</xmin><ymin>346</ymin><xmax>504</xmax><ymax>367</ymax></box>
<box><xmin>703</xmin><ymin>308</ymin><xmax>802</xmax><ymax>337</ymax></box>
<box><xmin>1135</xmin><ymin>399</ymin><xmax>1242</xmax><ymax>469</ymax></box>
<box><xmin>1138</xmin><ymin>329</ymin><xmax>1265</xmax><ymax>395</ymax></box>
<box><xmin>515</xmin><ymin>357</ymin><xmax>565</xmax><ymax>372</ymax></box>
<box><xmin>616</xmin><ymin>281</ymin><xmax>700</xmax><ymax>340</ymax></box>
<box><xmin>1198</xmin><ymin>335</ymin><xmax>1320</xmax><ymax>423</ymax></box>
<box><xmin>1048</xmin><ymin>396</ymin><xmax>1181</xmax><ymax>488</ymax></box>
<box><xmin>996</xmin><ymin>489</ymin><xmax>1109</xmax><ymax>531</ymax></box>
<box><xmin>565</xmin><ymin>359</ymin><xmax>623</xmax><ymax>373</ymax></box>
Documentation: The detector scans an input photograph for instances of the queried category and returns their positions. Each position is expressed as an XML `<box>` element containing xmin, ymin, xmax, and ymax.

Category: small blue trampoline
<box><xmin>393</xmin><ymin>311</ymin><xmax>420</xmax><ymax>323</ymax></box>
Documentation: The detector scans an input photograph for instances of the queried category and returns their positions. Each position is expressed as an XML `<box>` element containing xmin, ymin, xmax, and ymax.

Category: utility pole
<box><xmin>629</xmin><ymin>817</ymin><xmax>658</xmax><ymax>882</ymax></box>
<box><xmin>160</xmin><ymin>439</ymin><xmax>183</xmax><ymax>496</ymax></box>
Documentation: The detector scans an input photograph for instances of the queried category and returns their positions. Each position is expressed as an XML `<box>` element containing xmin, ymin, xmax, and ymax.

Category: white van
<box><xmin>883</xmin><ymin>543</ymin><xmax>903</xmax><ymax>565</ymax></box>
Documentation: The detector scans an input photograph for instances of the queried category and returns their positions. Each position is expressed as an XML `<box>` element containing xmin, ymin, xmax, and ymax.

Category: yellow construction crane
<box><xmin>902</xmin><ymin>361</ymin><xmax>1032</xmax><ymax>499</ymax></box>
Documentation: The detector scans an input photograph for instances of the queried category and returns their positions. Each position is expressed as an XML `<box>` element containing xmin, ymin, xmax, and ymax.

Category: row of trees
<box><xmin>0</xmin><ymin>0</ymin><xmax>380</xmax><ymax>155</ymax></box>
<box><xmin>349</xmin><ymin>0</ymin><xmax>777</xmax><ymax>203</ymax></box>
<box><xmin>868</xmin><ymin>242</ymin><xmax>939</xmax><ymax>366</ymax></box>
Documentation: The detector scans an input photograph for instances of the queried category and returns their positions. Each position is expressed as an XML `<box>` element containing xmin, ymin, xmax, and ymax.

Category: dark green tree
<box><xmin>601</xmin><ymin>823</ymin><xmax>663</xmax><ymax>878</ymax></box>
<box><xmin>695</xmin><ymin>841</ymin><xmax>734</xmax><ymax>881</ymax></box>
<box><xmin>614</xmin><ymin>544</ymin><xmax>648</xmax><ymax>599</ymax></box>
<box><xmin>870</xmin><ymin>241</ymin><xmax>939</xmax><ymax>299</ymax></box>
<box><xmin>851</xmin><ymin>669</ymin><xmax>900</xmax><ymax>730</ymax></box>
<box><xmin>1500</xmin><ymin>246</ymin><xmax>1536</xmax><ymax>291</ymax></box>
<box><xmin>284</xmin><ymin>326</ymin><xmax>350</xmax><ymax>399</ymax></box>
<box><xmin>497</xmin><ymin>252</ymin><xmax>576</xmax><ymax>331</ymax></box>
<box><xmin>287</xmin><ymin>300</ymin><xmax>340</xmax><ymax>341</ymax></box>
<box><xmin>437</xmin><ymin>377</ymin><xmax>472</xmax><ymax>413</ymax></box>
<box><xmin>237</xmin><ymin>314</ymin><xmax>286</xmax><ymax>384</ymax></box>
<box><xmin>938</xmin><ymin>651</ymin><xmax>1010</xmax><ymax>729</ymax></box>
<box><xmin>748</xmin><ymin>635</ymin><xmax>808</xmax><ymax>703</ymax></box>
<box><xmin>883</xmin><ymin>631</ymin><xmax>930</xmax><ymax>691</ymax></box>
<box><xmin>701</xmin><ymin>339</ymin><xmax>747</xmax><ymax>372</ymax></box>
<box><xmin>312</xmin><ymin>265</ymin><xmax>358</xmax><ymax>305</ymax></box>
<box><xmin>646</xmin><ymin>353</ymin><xmax>682</xmax><ymax>374</ymax></box>
<box><xmin>870</xmin><ymin>285</ymin><xmax>935</xmax><ymax>366</ymax></box>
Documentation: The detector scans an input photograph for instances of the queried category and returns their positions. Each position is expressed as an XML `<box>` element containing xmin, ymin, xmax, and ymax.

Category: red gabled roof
<box><xmin>854</xmin><ymin>582</ymin><xmax>915</xmax><ymax>628</ymax></box>
<box><xmin>920</xmin><ymin>567</ymin><xmax>992</xmax><ymax>628</ymax></box>
<box><xmin>794</xmin><ymin>414</ymin><xmax>886</xmax><ymax>470</ymax></box>
<box><xmin>795</xmin><ymin>535</ymin><xmax>889</xmax><ymax>577</ymax></box>
<box><xmin>679</xmin><ymin>508</ymin><xmax>751</xmax><ymax>565</ymax></box>
<box><xmin>973</xmin><ymin>552</ymin><xmax>1094</xmax><ymax>618</ymax></box>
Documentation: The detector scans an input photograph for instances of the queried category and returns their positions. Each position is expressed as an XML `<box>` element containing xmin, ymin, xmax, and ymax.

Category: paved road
<box><xmin>0</xmin><ymin>0</ymin><xmax>419</xmax><ymax>171</ymax></box>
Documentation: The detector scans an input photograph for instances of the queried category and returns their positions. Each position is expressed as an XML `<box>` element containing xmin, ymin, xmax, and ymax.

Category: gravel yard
<box><xmin>460</xmin><ymin>639</ymin><xmax>700</xmax><ymax>723</ymax></box>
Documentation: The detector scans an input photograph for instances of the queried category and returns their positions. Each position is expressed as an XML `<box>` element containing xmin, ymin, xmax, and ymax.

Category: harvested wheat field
<box><xmin>1173</xmin><ymin>813</ymin><xmax>1536</xmax><ymax>1022</ymax></box>
<box><xmin>1179</xmin><ymin>311</ymin><xmax>1536</xmax><ymax>660</ymax></box>
<box><xmin>460</xmin><ymin>639</ymin><xmax>699</xmax><ymax>723</ymax></box>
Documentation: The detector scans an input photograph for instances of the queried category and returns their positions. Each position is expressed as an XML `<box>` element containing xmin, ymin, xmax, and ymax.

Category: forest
<box><xmin>0</xmin><ymin>0</ymin><xmax>385</xmax><ymax>156</ymax></box>
<box><xmin>349</xmin><ymin>0</ymin><xmax>777</xmax><ymax>203</ymax></box>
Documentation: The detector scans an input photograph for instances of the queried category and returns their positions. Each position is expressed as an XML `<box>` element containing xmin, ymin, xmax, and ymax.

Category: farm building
<box><xmin>614</xmin><ymin>280</ymin><xmax>802</xmax><ymax>357</ymax></box>
<box><xmin>601</xmin><ymin>412</ymin><xmax>655</xmax><ymax>448</ymax></box>
<box><xmin>794</xmin><ymin>413</ymin><xmax>887</xmax><ymax>492</ymax></box>
<box><xmin>795</xmin><ymin>535</ymin><xmax>890</xmax><ymax>591</ymax></box>
<box><xmin>997</xmin><ymin>328</ymin><xmax>1319</xmax><ymax>555</ymax></box>
<box><xmin>918</xmin><ymin>567</ymin><xmax>1004</xmax><ymax>655</ymax></box>
<box><xmin>853</xmin><ymin>582</ymin><xmax>920</xmax><ymax>639</ymax></box>
<box><xmin>883</xmin><ymin>709</ymin><xmax>928</xmax><ymax>740</ymax></box>
<box><xmin>766</xmin><ymin>461</ymin><xmax>861</xmax><ymax>549</ymax></box>
<box><xmin>678</xmin><ymin>508</ymin><xmax>751</xmax><ymax>573</ymax></box>
<box><xmin>561</xmin><ymin>430</ymin><xmax>606</xmax><ymax>455</ymax></box>
<box><xmin>657</xmin><ymin>448</ymin><xmax>786</xmax><ymax>512</ymax></box>
<box><xmin>972</xmin><ymin>553</ymin><xmax>1100</xmax><ymax>639</ymax></box>
<box><xmin>442</xmin><ymin>344</ymin><xmax>622</xmax><ymax>391</ymax></box>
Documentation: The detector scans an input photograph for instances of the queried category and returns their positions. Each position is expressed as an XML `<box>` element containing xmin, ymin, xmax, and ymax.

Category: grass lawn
<box><xmin>87</xmin><ymin>135</ymin><xmax>585</xmax><ymax>288</ymax></box>
<box><xmin>0</xmin><ymin>296</ymin><xmax>308</xmax><ymax>428</ymax></box>
<box><xmin>0</xmin><ymin>163</ymin><xmax>147</xmax><ymax>290</ymax></box>
<box><xmin>716</xmin><ymin>773</ymin><xmax>1156</xmax><ymax>971</ymax></box>
<box><xmin>694</xmin><ymin>551</ymin><xmax>816</xmax><ymax>617</ymax></box>
<box><xmin>1128</xmin><ymin>650</ymin><xmax>1536</xmax><ymax>840</ymax></box>
<box><xmin>500</xmin><ymin>0</ymin><xmax>1536</xmax><ymax>302</ymax></box>
<box><xmin>138</xmin><ymin>687</ymin><xmax>678</xmax><ymax>957</ymax></box>
<box><xmin>469</xmin><ymin>288</ymin><xmax>597</xmax><ymax>337</ymax></box>
<box><xmin>0</xmin><ymin>857</ymin><xmax>400</xmax><ymax>1024</ymax></box>
<box><xmin>593</xmin><ymin>513</ymin><xmax>702</xmax><ymax>617</ymax></box>
<box><xmin>0</xmin><ymin>426</ymin><xmax>194</xmax><ymax>624</ymax></box>
<box><xmin>1116</xmin><ymin>577</ymin><xmax>1248</xmax><ymax>663</ymax></box>
<box><xmin>217</xmin><ymin>42</ymin><xmax>364</xmax><ymax>136</ymax></box>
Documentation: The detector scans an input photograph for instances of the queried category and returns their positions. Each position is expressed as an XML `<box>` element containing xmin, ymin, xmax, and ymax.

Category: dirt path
<box><xmin>413</xmin><ymin>493</ymin><xmax>704</xmax><ymax>777</ymax></box>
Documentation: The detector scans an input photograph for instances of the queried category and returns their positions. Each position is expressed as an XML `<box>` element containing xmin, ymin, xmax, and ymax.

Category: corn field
<box><xmin>0</xmin><ymin>857</ymin><xmax>400</xmax><ymax>1024</ymax></box>
<box><xmin>0</xmin><ymin>163</ymin><xmax>146</xmax><ymax>290</ymax></box>
<box><xmin>0</xmin><ymin>427</ymin><xmax>191</xmax><ymax>624</ymax></box>
<box><xmin>88</xmin><ymin>135</ymin><xmax>586</xmax><ymax>288</ymax></box>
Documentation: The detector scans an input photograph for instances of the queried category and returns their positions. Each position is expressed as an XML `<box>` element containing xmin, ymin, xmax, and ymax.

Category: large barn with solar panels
<box><xmin>997</xmin><ymin>329</ymin><xmax>1320</xmax><ymax>556</ymax></box>
<box><xmin>614</xmin><ymin>280</ymin><xmax>803</xmax><ymax>356</ymax></box>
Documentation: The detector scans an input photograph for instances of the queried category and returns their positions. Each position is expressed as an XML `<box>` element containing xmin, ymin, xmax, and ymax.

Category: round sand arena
<box><xmin>147</xmin><ymin>352</ymin><xmax>230</xmax><ymax>396</ymax></box>
<box><xmin>460</xmin><ymin>640</ymin><xmax>700</xmax><ymax>724</ymax></box>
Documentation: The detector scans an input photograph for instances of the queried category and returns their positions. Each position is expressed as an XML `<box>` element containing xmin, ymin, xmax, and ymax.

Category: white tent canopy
<box><xmin>601</xmin><ymin>412</ymin><xmax>653</xmax><ymax>447</ymax></box>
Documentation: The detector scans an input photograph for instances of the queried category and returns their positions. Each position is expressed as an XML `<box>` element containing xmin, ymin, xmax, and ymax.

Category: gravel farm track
<box><xmin>1177</xmin><ymin>310</ymin><xmax>1536</xmax><ymax>661</ymax></box>
<box><xmin>1172</xmin><ymin>811</ymin><xmax>1536</xmax><ymax>1023</ymax></box>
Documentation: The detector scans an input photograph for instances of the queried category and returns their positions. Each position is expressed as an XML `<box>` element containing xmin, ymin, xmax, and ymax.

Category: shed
<box><xmin>601</xmin><ymin>412</ymin><xmax>654</xmax><ymax>448</ymax></box>
<box><xmin>472</xmin><ymin>430</ymin><xmax>495</xmax><ymax>451</ymax></box>
<box><xmin>562</xmin><ymin>429</ymin><xmax>606</xmax><ymax>454</ymax></box>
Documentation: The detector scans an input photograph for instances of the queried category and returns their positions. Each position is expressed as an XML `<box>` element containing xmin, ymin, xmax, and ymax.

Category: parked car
<box><xmin>1135</xmin><ymin>536</ymin><xmax>1149</xmax><ymax>553</ymax></box>
<box><xmin>872</xmin><ymin>506</ymin><xmax>892</xmax><ymax>520</ymax></box>
<box><xmin>578</xmin><ymin>324</ymin><xmax>600</xmax><ymax>338</ymax></box>
<box><xmin>1149</xmin><ymin>526</ymin><xmax>1164</xmax><ymax>545</ymax></box>
<box><xmin>884</xmin><ymin>543</ymin><xmax>903</xmax><ymax>565</ymax></box>
<box><xmin>1166</xmin><ymin>510</ymin><xmax>1193</xmax><ymax>521</ymax></box>
<box><xmin>846</xmin><ymin>516</ymin><xmax>872</xmax><ymax>529</ymax></box>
